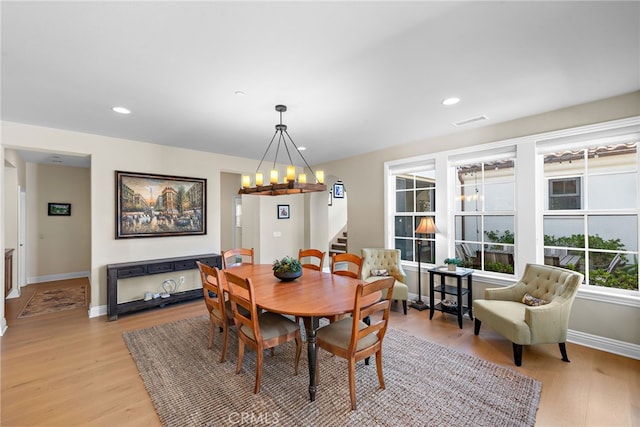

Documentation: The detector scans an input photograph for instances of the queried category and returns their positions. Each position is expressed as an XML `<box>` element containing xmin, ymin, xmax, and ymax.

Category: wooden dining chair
<box><xmin>331</xmin><ymin>253</ymin><xmax>363</xmax><ymax>279</ymax></box>
<box><xmin>222</xmin><ymin>247</ymin><xmax>254</xmax><ymax>269</ymax></box>
<box><xmin>315</xmin><ymin>276</ymin><xmax>395</xmax><ymax>410</ymax></box>
<box><xmin>224</xmin><ymin>270</ymin><xmax>302</xmax><ymax>394</ymax></box>
<box><xmin>196</xmin><ymin>261</ymin><xmax>234</xmax><ymax>363</ymax></box>
<box><xmin>298</xmin><ymin>248</ymin><xmax>326</xmax><ymax>271</ymax></box>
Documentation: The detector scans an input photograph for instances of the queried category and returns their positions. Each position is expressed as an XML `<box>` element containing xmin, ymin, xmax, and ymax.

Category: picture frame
<box><xmin>277</xmin><ymin>204</ymin><xmax>290</xmax><ymax>219</ymax></box>
<box><xmin>115</xmin><ymin>171</ymin><xmax>206</xmax><ymax>239</ymax></box>
<box><xmin>333</xmin><ymin>182</ymin><xmax>345</xmax><ymax>199</ymax></box>
<box><xmin>48</xmin><ymin>203</ymin><xmax>71</xmax><ymax>216</ymax></box>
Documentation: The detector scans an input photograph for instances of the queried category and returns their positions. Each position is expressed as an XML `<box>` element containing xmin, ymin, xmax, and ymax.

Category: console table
<box><xmin>107</xmin><ymin>253</ymin><xmax>222</xmax><ymax>320</ymax></box>
<box><xmin>428</xmin><ymin>266</ymin><xmax>474</xmax><ymax>329</ymax></box>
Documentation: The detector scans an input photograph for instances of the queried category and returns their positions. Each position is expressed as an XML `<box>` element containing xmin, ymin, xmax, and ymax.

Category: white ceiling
<box><xmin>2</xmin><ymin>1</ymin><xmax>639</xmax><ymax>168</ymax></box>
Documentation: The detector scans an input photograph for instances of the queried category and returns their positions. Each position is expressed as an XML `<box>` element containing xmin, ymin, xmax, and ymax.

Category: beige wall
<box><xmin>1</xmin><ymin>123</ymin><xmax>258</xmax><ymax>311</ymax></box>
<box><xmin>220</xmin><ymin>172</ymin><xmax>240</xmax><ymax>252</ymax></box>
<box><xmin>316</xmin><ymin>91</ymin><xmax>640</xmax><ymax>347</ymax></box>
<box><xmin>25</xmin><ymin>163</ymin><xmax>91</xmax><ymax>279</ymax></box>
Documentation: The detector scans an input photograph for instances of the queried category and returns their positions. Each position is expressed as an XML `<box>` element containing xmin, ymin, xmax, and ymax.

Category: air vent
<box><xmin>453</xmin><ymin>115</ymin><xmax>488</xmax><ymax>127</ymax></box>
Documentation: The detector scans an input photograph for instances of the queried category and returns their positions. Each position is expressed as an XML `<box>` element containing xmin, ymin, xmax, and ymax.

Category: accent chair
<box><xmin>474</xmin><ymin>263</ymin><xmax>584</xmax><ymax>366</ymax></box>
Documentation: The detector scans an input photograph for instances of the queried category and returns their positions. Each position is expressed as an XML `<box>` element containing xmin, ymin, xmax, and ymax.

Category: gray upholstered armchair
<box><xmin>474</xmin><ymin>263</ymin><xmax>584</xmax><ymax>366</ymax></box>
<box><xmin>361</xmin><ymin>248</ymin><xmax>409</xmax><ymax>315</ymax></box>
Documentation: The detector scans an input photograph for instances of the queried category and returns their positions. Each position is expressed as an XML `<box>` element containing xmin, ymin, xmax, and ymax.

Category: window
<box><xmin>393</xmin><ymin>170</ymin><xmax>436</xmax><ymax>263</ymax></box>
<box><xmin>454</xmin><ymin>158</ymin><xmax>515</xmax><ymax>275</ymax></box>
<box><xmin>542</xmin><ymin>140</ymin><xmax>638</xmax><ymax>291</ymax></box>
<box><xmin>549</xmin><ymin>177</ymin><xmax>581</xmax><ymax>209</ymax></box>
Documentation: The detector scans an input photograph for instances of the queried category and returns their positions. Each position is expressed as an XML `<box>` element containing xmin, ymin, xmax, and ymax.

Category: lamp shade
<box><xmin>416</xmin><ymin>217</ymin><xmax>437</xmax><ymax>234</ymax></box>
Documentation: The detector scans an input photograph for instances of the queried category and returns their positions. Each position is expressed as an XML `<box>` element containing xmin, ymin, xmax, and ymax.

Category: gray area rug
<box><xmin>123</xmin><ymin>316</ymin><xmax>540</xmax><ymax>427</ymax></box>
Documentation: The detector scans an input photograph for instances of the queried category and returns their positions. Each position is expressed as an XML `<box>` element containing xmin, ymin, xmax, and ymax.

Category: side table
<box><xmin>428</xmin><ymin>266</ymin><xmax>474</xmax><ymax>329</ymax></box>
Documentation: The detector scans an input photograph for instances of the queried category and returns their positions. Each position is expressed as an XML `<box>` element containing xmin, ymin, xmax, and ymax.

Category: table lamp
<box><xmin>410</xmin><ymin>216</ymin><xmax>437</xmax><ymax>311</ymax></box>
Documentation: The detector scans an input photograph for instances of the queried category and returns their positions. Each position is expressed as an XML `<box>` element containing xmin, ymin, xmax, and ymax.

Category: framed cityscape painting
<box><xmin>115</xmin><ymin>171</ymin><xmax>207</xmax><ymax>239</ymax></box>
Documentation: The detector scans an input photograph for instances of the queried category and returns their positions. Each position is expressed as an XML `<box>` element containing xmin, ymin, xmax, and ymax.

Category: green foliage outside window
<box><xmin>544</xmin><ymin>234</ymin><xmax>638</xmax><ymax>291</ymax></box>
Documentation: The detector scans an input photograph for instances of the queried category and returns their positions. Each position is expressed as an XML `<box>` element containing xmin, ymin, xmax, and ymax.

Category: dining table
<box><xmin>224</xmin><ymin>263</ymin><xmax>380</xmax><ymax>401</ymax></box>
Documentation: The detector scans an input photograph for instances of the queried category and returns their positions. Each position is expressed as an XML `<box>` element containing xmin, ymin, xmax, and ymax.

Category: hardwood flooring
<box><xmin>2</xmin><ymin>280</ymin><xmax>639</xmax><ymax>426</ymax></box>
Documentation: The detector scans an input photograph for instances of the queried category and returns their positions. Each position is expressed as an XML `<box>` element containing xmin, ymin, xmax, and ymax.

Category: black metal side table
<box><xmin>428</xmin><ymin>266</ymin><xmax>474</xmax><ymax>329</ymax></box>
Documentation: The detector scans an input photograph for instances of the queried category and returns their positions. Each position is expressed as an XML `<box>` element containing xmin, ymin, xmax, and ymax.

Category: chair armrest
<box><xmin>524</xmin><ymin>301</ymin><xmax>571</xmax><ymax>344</ymax></box>
<box><xmin>484</xmin><ymin>282</ymin><xmax>525</xmax><ymax>301</ymax></box>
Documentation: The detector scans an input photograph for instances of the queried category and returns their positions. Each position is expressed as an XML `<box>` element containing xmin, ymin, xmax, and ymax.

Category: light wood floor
<box><xmin>2</xmin><ymin>279</ymin><xmax>639</xmax><ymax>427</ymax></box>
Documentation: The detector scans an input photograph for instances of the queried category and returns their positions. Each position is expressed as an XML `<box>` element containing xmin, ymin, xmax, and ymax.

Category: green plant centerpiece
<box><xmin>272</xmin><ymin>256</ymin><xmax>303</xmax><ymax>281</ymax></box>
<box><xmin>444</xmin><ymin>257</ymin><xmax>462</xmax><ymax>271</ymax></box>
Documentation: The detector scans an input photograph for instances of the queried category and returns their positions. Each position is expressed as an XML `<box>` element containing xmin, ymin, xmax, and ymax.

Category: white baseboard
<box><xmin>6</xmin><ymin>288</ymin><xmax>21</xmax><ymax>299</ymax></box>
<box><xmin>567</xmin><ymin>329</ymin><xmax>640</xmax><ymax>360</ymax></box>
<box><xmin>89</xmin><ymin>305</ymin><xmax>107</xmax><ymax>318</ymax></box>
<box><xmin>27</xmin><ymin>271</ymin><xmax>90</xmax><ymax>284</ymax></box>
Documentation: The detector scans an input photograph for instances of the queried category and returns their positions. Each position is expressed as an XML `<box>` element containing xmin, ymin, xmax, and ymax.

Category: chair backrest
<box><xmin>298</xmin><ymin>249</ymin><xmax>326</xmax><ymax>271</ymax></box>
<box><xmin>519</xmin><ymin>263</ymin><xmax>584</xmax><ymax>304</ymax></box>
<box><xmin>223</xmin><ymin>270</ymin><xmax>260</xmax><ymax>342</ymax></box>
<box><xmin>222</xmin><ymin>248</ymin><xmax>254</xmax><ymax>269</ymax></box>
<box><xmin>196</xmin><ymin>261</ymin><xmax>226</xmax><ymax>320</ymax></box>
<box><xmin>331</xmin><ymin>253</ymin><xmax>363</xmax><ymax>279</ymax></box>
<box><xmin>349</xmin><ymin>277</ymin><xmax>395</xmax><ymax>354</ymax></box>
<box><xmin>360</xmin><ymin>248</ymin><xmax>406</xmax><ymax>283</ymax></box>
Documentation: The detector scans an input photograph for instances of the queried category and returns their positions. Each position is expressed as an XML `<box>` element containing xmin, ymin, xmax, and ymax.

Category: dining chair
<box><xmin>224</xmin><ymin>270</ymin><xmax>302</xmax><ymax>394</ymax></box>
<box><xmin>222</xmin><ymin>247</ymin><xmax>254</xmax><ymax>269</ymax></box>
<box><xmin>331</xmin><ymin>253</ymin><xmax>363</xmax><ymax>279</ymax></box>
<box><xmin>315</xmin><ymin>276</ymin><xmax>395</xmax><ymax>410</ymax></box>
<box><xmin>298</xmin><ymin>248</ymin><xmax>326</xmax><ymax>271</ymax></box>
<box><xmin>196</xmin><ymin>261</ymin><xmax>233</xmax><ymax>363</ymax></box>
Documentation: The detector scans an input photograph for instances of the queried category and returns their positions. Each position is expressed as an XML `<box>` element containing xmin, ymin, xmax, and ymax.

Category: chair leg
<box><xmin>348</xmin><ymin>358</ymin><xmax>357</xmax><ymax>411</ymax></box>
<box><xmin>363</xmin><ymin>316</ymin><xmax>371</xmax><ymax>366</ymax></box>
<box><xmin>254</xmin><ymin>349</ymin><xmax>263</xmax><ymax>394</ymax></box>
<box><xmin>375</xmin><ymin>350</ymin><xmax>385</xmax><ymax>390</ymax></box>
<box><xmin>219</xmin><ymin>324</ymin><xmax>228</xmax><ymax>363</ymax></box>
<box><xmin>236</xmin><ymin>341</ymin><xmax>245</xmax><ymax>374</ymax></box>
<box><xmin>402</xmin><ymin>300</ymin><xmax>407</xmax><ymax>315</ymax></box>
<box><xmin>207</xmin><ymin>318</ymin><xmax>215</xmax><ymax>350</ymax></box>
<box><xmin>559</xmin><ymin>342</ymin><xmax>570</xmax><ymax>362</ymax></box>
<box><xmin>512</xmin><ymin>343</ymin><xmax>523</xmax><ymax>366</ymax></box>
<box><xmin>474</xmin><ymin>318</ymin><xmax>482</xmax><ymax>335</ymax></box>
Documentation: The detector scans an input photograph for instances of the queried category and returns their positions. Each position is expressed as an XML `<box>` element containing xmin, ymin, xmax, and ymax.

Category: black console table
<box><xmin>428</xmin><ymin>266</ymin><xmax>474</xmax><ymax>329</ymax></box>
<box><xmin>107</xmin><ymin>253</ymin><xmax>222</xmax><ymax>320</ymax></box>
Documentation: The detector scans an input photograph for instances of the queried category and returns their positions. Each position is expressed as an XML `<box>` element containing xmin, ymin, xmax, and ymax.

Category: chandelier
<box><xmin>239</xmin><ymin>105</ymin><xmax>327</xmax><ymax>196</ymax></box>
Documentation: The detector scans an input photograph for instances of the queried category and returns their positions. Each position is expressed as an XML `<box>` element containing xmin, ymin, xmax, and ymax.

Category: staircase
<box><xmin>329</xmin><ymin>231</ymin><xmax>348</xmax><ymax>257</ymax></box>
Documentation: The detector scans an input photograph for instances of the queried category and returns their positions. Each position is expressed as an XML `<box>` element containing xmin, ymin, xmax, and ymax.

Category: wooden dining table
<box><xmin>224</xmin><ymin>263</ymin><xmax>380</xmax><ymax>401</ymax></box>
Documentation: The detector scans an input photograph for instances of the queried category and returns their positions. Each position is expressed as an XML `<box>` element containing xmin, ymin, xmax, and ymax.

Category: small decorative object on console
<box><xmin>441</xmin><ymin>299</ymin><xmax>458</xmax><ymax>310</ymax></box>
<box><xmin>272</xmin><ymin>256</ymin><xmax>303</xmax><ymax>281</ymax></box>
<box><xmin>444</xmin><ymin>258</ymin><xmax>462</xmax><ymax>271</ymax></box>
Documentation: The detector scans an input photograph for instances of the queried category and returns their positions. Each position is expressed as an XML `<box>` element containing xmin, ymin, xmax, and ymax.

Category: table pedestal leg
<box><xmin>303</xmin><ymin>316</ymin><xmax>320</xmax><ymax>401</ymax></box>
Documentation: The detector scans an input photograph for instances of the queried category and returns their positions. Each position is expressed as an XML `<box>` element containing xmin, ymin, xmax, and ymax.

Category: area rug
<box><xmin>123</xmin><ymin>316</ymin><xmax>540</xmax><ymax>427</ymax></box>
<box><xmin>18</xmin><ymin>285</ymin><xmax>87</xmax><ymax>318</ymax></box>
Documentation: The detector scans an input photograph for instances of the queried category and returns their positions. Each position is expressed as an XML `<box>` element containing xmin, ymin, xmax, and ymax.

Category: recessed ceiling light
<box><xmin>442</xmin><ymin>97</ymin><xmax>460</xmax><ymax>106</ymax></box>
<box><xmin>112</xmin><ymin>106</ymin><xmax>131</xmax><ymax>114</ymax></box>
<box><xmin>234</xmin><ymin>91</ymin><xmax>246</xmax><ymax>96</ymax></box>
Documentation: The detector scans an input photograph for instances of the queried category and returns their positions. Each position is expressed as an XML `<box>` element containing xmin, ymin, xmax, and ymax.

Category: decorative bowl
<box><xmin>441</xmin><ymin>299</ymin><xmax>458</xmax><ymax>309</ymax></box>
<box><xmin>274</xmin><ymin>270</ymin><xmax>302</xmax><ymax>282</ymax></box>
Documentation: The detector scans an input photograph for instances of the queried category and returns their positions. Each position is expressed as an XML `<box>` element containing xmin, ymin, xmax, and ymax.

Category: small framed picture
<box><xmin>333</xmin><ymin>182</ymin><xmax>345</xmax><ymax>199</ymax></box>
<box><xmin>277</xmin><ymin>204</ymin><xmax>290</xmax><ymax>219</ymax></box>
<box><xmin>48</xmin><ymin>203</ymin><xmax>71</xmax><ymax>216</ymax></box>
